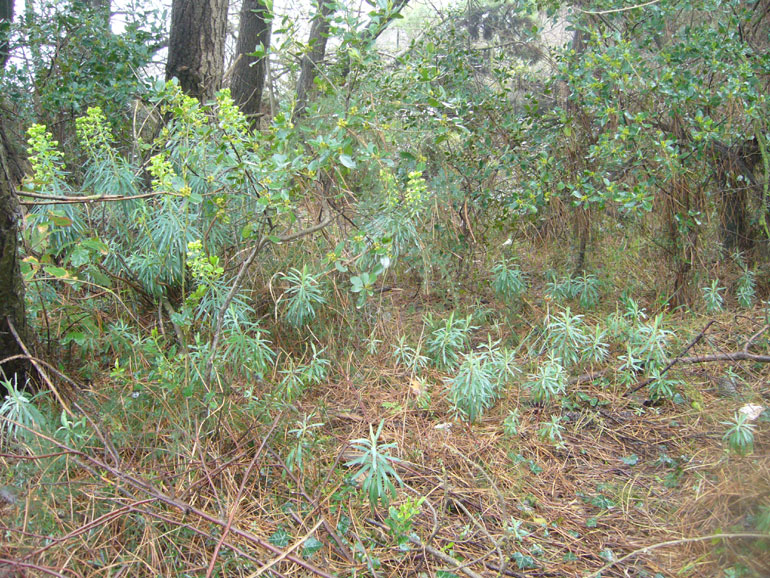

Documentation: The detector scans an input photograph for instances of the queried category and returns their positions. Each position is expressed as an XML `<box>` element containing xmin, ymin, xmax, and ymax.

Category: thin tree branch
<box><xmin>578</xmin><ymin>0</ymin><xmax>662</xmax><ymax>15</ymax></box>
<box><xmin>743</xmin><ymin>323</ymin><xmax>768</xmax><ymax>353</ymax></box>
<box><xmin>18</xmin><ymin>190</ymin><xmax>180</xmax><ymax>205</ymax></box>
<box><xmin>204</xmin><ymin>214</ymin><xmax>335</xmax><ymax>385</ymax></box>
<box><xmin>625</xmin><ymin>320</ymin><xmax>714</xmax><ymax>396</ymax></box>
<box><xmin>677</xmin><ymin>351</ymin><xmax>770</xmax><ymax>363</ymax></box>
<box><xmin>0</xmin><ymin>560</ymin><xmax>68</xmax><ymax>578</ymax></box>
<box><xmin>6</xmin><ymin>317</ymin><xmax>73</xmax><ymax>417</ymax></box>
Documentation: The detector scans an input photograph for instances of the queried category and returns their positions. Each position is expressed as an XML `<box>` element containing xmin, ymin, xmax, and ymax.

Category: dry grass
<box><xmin>1</xmin><ymin>281</ymin><xmax>769</xmax><ymax>577</ymax></box>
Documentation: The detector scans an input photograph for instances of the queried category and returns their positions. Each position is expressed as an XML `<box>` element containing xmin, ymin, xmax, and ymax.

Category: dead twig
<box><xmin>6</xmin><ymin>317</ymin><xmax>73</xmax><ymax>417</ymax></box>
<box><xmin>625</xmin><ymin>320</ymin><xmax>715</xmax><ymax>396</ymax></box>
<box><xmin>586</xmin><ymin>533</ymin><xmax>770</xmax><ymax>578</ymax></box>
<box><xmin>204</xmin><ymin>214</ymin><xmax>335</xmax><ymax>385</ymax></box>
<box><xmin>205</xmin><ymin>412</ymin><xmax>283</xmax><ymax>578</ymax></box>
<box><xmin>10</xmin><ymin>422</ymin><xmax>337</xmax><ymax>578</ymax></box>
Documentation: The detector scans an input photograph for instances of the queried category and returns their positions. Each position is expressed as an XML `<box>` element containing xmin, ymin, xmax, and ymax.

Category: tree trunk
<box><xmin>231</xmin><ymin>0</ymin><xmax>272</xmax><ymax>121</ymax></box>
<box><xmin>166</xmin><ymin>0</ymin><xmax>229</xmax><ymax>102</ymax></box>
<box><xmin>293</xmin><ymin>0</ymin><xmax>335</xmax><ymax>122</ymax></box>
<box><xmin>0</xmin><ymin>123</ymin><xmax>25</xmax><ymax>384</ymax></box>
<box><xmin>710</xmin><ymin>139</ymin><xmax>761</xmax><ymax>253</ymax></box>
<box><xmin>0</xmin><ymin>0</ymin><xmax>11</xmax><ymax>69</ymax></box>
<box><xmin>565</xmin><ymin>25</ymin><xmax>592</xmax><ymax>276</ymax></box>
<box><xmin>0</xmin><ymin>0</ymin><xmax>28</xmax><ymax>384</ymax></box>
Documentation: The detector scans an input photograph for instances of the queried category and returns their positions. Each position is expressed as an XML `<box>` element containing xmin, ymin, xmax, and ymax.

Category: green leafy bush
<box><xmin>345</xmin><ymin>420</ymin><xmax>403</xmax><ymax>508</ymax></box>
<box><xmin>286</xmin><ymin>414</ymin><xmax>325</xmax><ymax>474</ymax></box>
<box><xmin>544</xmin><ymin>308</ymin><xmax>589</xmax><ymax>368</ymax></box>
<box><xmin>702</xmin><ymin>279</ymin><xmax>725</xmax><ymax>313</ymax></box>
<box><xmin>392</xmin><ymin>336</ymin><xmax>429</xmax><ymax>373</ymax></box>
<box><xmin>281</xmin><ymin>265</ymin><xmax>327</xmax><ymax>327</ymax></box>
<box><xmin>736</xmin><ymin>270</ymin><xmax>756</xmax><ymax>309</ymax></box>
<box><xmin>526</xmin><ymin>354</ymin><xmax>567</xmax><ymax>404</ymax></box>
<box><xmin>424</xmin><ymin>312</ymin><xmax>475</xmax><ymax>371</ymax></box>
<box><xmin>544</xmin><ymin>273</ymin><xmax>599</xmax><ymax>308</ymax></box>
<box><xmin>0</xmin><ymin>377</ymin><xmax>47</xmax><ymax>448</ymax></box>
<box><xmin>722</xmin><ymin>412</ymin><xmax>755</xmax><ymax>455</ymax></box>
<box><xmin>537</xmin><ymin>415</ymin><xmax>565</xmax><ymax>446</ymax></box>
<box><xmin>446</xmin><ymin>352</ymin><xmax>504</xmax><ymax>422</ymax></box>
<box><xmin>491</xmin><ymin>258</ymin><xmax>528</xmax><ymax>304</ymax></box>
<box><xmin>503</xmin><ymin>409</ymin><xmax>521</xmax><ymax>436</ymax></box>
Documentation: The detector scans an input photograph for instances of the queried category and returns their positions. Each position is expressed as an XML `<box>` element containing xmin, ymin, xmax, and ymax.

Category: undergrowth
<box><xmin>2</xmin><ymin>229</ymin><xmax>769</xmax><ymax>576</ymax></box>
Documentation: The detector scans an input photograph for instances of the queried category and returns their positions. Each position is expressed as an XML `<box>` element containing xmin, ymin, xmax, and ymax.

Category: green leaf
<box><xmin>620</xmin><ymin>454</ymin><xmax>639</xmax><ymax>466</ymax></box>
<box><xmin>48</xmin><ymin>213</ymin><xmax>73</xmax><ymax>227</ymax></box>
<box><xmin>43</xmin><ymin>265</ymin><xmax>71</xmax><ymax>279</ymax></box>
<box><xmin>81</xmin><ymin>238</ymin><xmax>109</xmax><ymax>254</ymax></box>
<box><xmin>68</xmin><ymin>245</ymin><xmax>91</xmax><ymax>268</ymax></box>
<box><xmin>251</xmin><ymin>43</ymin><xmax>266</xmax><ymax>58</ymax></box>
<box><xmin>302</xmin><ymin>536</ymin><xmax>323</xmax><ymax>559</ymax></box>
<box><xmin>339</xmin><ymin>154</ymin><xmax>356</xmax><ymax>169</ymax></box>
<box><xmin>269</xmin><ymin>528</ymin><xmax>290</xmax><ymax>548</ymax></box>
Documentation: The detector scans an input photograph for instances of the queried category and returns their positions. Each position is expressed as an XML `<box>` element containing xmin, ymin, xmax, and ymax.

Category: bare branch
<box><xmin>204</xmin><ymin>214</ymin><xmax>335</xmax><ymax>385</ymax></box>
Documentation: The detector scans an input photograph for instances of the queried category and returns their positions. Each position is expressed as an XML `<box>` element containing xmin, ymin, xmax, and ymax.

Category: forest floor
<box><xmin>1</xmin><ymin>284</ymin><xmax>769</xmax><ymax>577</ymax></box>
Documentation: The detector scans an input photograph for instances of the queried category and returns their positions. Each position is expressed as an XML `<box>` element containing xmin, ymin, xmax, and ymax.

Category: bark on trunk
<box><xmin>0</xmin><ymin>0</ymin><xmax>27</xmax><ymax>384</ymax></box>
<box><xmin>166</xmin><ymin>0</ymin><xmax>229</xmax><ymax>102</ymax></box>
<box><xmin>0</xmin><ymin>120</ymin><xmax>26</xmax><ymax>384</ymax></box>
<box><xmin>710</xmin><ymin>139</ymin><xmax>761</xmax><ymax>252</ymax></box>
<box><xmin>0</xmin><ymin>0</ymin><xmax>12</xmax><ymax>69</ymax></box>
<box><xmin>231</xmin><ymin>0</ymin><xmax>272</xmax><ymax>121</ymax></box>
<box><xmin>293</xmin><ymin>0</ymin><xmax>335</xmax><ymax>122</ymax></box>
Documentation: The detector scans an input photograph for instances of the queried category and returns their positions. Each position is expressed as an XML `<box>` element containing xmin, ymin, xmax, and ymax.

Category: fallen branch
<box><xmin>7</xmin><ymin>422</ymin><xmax>336</xmax><ymax>578</ymax></box>
<box><xmin>6</xmin><ymin>317</ymin><xmax>73</xmax><ymax>417</ymax></box>
<box><xmin>677</xmin><ymin>351</ymin><xmax>770</xmax><ymax>363</ymax></box>
<box><xmin>585</xmin><ymin>532</ymin><xmax>769</xmax><ymax>578</ymax></box>
<box><xmin>625</xmin><ymin>320</ymin><xmax>714</xmax><ymax>396</ymax></box>
<box><xmin>0</xmin><ymin>559</ymin><xmax>68</xmax><ymax>578</ymax></box>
